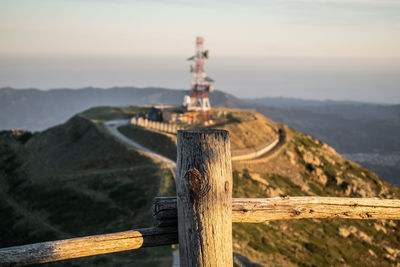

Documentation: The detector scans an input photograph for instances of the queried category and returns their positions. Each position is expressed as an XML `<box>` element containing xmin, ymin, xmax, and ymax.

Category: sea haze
<box><xmin>1</xmin><ymin>54</ymin><xmax>399</xmax><ymax>104</ymax></box>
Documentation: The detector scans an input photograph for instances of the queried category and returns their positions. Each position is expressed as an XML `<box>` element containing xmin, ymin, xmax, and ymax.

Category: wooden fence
<box><xmin>1</xmin><ymin>130</ymin><xmax>400</xmax><ymax>266</ymax></box>
<box><xmin>131</xmin><ymin>117</ymin><xmax>183</xmax><ymax>134</ymax></box>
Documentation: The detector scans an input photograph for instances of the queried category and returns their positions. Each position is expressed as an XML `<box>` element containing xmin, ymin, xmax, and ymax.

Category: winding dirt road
<box><xmin>104</xmin><ymin>119</ymin><xmax>176</xmax><ymax>169</ymax></box>
<box><xmin>104</xmin><ymin>119</ymin><xmax>179</xmax><ymax>266</ymax></box>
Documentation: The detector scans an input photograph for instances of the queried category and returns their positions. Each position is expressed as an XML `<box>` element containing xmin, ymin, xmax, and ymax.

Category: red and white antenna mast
<box><xmin>184</xmin><ymin>37</ymin><xmax>214</xmax><ymax>123</ymax></box>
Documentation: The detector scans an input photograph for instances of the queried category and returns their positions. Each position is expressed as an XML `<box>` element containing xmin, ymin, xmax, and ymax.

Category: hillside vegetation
<box><xmin>250</xmin><ymin>98</ymin><xmax>400</xmax><ymax>187</ymax></box>
<box><xmin>1</xmin><ymin>106</ymin><xmax>399</xmax><ymax>266</ymax></box>
<box><xmin>0</xmin><ymin>116</ymin><xmax>175</xmax><ymax>266</ymax></box>
<box><xmin>231</xmin><ymin>126</ymin><xmax>400</xmax><ymax>266</ymax></box>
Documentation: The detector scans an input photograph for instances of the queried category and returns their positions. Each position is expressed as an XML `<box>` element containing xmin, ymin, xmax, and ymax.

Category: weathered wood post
<box><xmin>176</xmin><ymin>130</ymin><xmax>233</xmax><ymax>266</ymax></box>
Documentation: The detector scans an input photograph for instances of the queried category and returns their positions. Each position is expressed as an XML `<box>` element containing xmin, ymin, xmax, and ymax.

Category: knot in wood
<box><xmin>186</xmin><ymin>168</ymin><xmax>210</xmax><ymax>203</ymax></box>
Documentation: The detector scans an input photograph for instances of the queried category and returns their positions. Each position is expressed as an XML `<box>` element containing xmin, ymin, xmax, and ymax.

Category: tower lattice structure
<box><xmin>184</xmin><ymin>37</ymin><xmax>214</xmax><ymax>123</ymax></box>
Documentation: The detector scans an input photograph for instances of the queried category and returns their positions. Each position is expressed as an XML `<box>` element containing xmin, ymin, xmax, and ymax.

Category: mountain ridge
<box><xmin>0</xmin><ymin>86</ymin><xmax>249</xmax><ymax>131</ymax></box>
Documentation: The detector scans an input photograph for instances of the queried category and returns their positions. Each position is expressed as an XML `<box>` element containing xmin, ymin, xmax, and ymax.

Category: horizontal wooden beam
<box><xmin>0</xmin><ymin>227</ymin><xmax>178</xmax><ymax>266</ymax></box>
<box><xmin>232</xmin><ymin>197</ymin><xmax>400</xmax><ymax>222</ymax></box>
<box><xmin>153</xmin><ymin>196</ymin><xmax>400</xmax><ymax>224</ymax></box>
<box><xmin>2</xmin><ymin>196</ymin><xmax>400</xmax><ymax>266</ymax></box>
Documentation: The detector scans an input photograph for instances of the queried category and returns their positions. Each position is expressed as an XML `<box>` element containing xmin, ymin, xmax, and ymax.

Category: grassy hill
<box><xmin>1</xmin><ymin>106</ymin><xmax>399</xmax><ymax>266</ymax></box>
<box><xmin>114</xmin><ymin>106</ymin><xmax>400</xmax><ymax>266</ymax></box>
<box><xmin>0</xmin><ymin>115</ymin><xmax>175</xmax><ymax>266</ymax></box>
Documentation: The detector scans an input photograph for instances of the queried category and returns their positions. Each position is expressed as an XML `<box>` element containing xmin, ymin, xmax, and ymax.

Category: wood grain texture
<box><xmin>0</xmin><ymin>227</ymin><xmax>178</xmax><ymax>266</ymax></box>
<box><xmin>153</xmin><ymin>196</ymin><xmax>178</xmax><ymax>227</ymax></box>
<box><xmin>153</xmin><ymin>196</ymin><xmax>400</xmax><ymax>223</ymax></box>
<box><xmin>232</xmin><ymin>197</ymin><xmax>400</xmax><ymax>222</ymax></box>
<box><xmin>176</xmin><ymin>130</ymin><xmax>233</xmax><ymax>267</ymax></box>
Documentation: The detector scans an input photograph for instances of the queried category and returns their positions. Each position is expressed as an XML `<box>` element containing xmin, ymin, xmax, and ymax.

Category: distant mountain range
<box><xmin>0</xmin><ymin>87</ymin><xmax>247</xmax><ymax>131</ymax></box>
<box><xmin>1</xmin><ymin>87</ymin><xmax>399</xmax><ymax>186</ymax></box>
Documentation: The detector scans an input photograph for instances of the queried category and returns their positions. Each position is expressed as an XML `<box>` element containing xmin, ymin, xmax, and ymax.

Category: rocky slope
<box><xmin>231</xmin><ymin>125</ymin><xmax>400</xmax><ymax>266</ymax></box>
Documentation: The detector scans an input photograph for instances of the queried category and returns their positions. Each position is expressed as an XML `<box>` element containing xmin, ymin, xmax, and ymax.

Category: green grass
<box><xmin>0</xmin><ymin>117</ymin><xmax>175</xmax><ymax>266</ymax></box>
<box><xmin>267</xmin><ymin>174</ymin><xmax>306</xmax><ymax>196</ymax></box>
<box><xmin>233</xmin><ymin>170</ymin><xmax>267</xmax><ymax>198</ymax></box>
<box><xmin>208</xmin><ymin>107</ymin><xmax>257</xmax><ymax>127</ymax></box>
<box><xmin>308</xmin><ymin>182</ymin><xmax>328</xmax><ymax>196</ymax></box>
<box><xmin>79</xmin><ymin>106</ymin><xmax>150</xmax><ymax>122</ymax></box>
<box><xmin>118</xmin><ymin>125</ymin><xmax>177</xmax><ymax>161</ymax></box>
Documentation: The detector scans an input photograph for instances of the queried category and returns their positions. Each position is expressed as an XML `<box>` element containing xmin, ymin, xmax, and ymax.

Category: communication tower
<box><xmin>183</xmin><ymin>37</ymin><xmax>214</xmax><ymax>123</ymax></box>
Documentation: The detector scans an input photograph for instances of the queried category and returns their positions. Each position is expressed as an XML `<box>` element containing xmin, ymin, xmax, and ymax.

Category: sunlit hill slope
<box><xmin>0</xmin><ymin>106</ymin><xmax>399</xmax><ymax>266</ymax></box>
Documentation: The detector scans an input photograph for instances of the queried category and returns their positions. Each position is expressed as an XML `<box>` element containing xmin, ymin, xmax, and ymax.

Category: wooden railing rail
<box><xmin>2</xmin><ymin>196</ymin><xmax>400</xmax><ymax>266</ymax></box>
<box><xmin>0</xmin><ymin>227</ymin><xmax>177</xmax><ymax>266</ymax></box>
<box><xmin>153</xmin><ymin>196</ymin><xmax>400</xmax><ymax>226</ymax></box>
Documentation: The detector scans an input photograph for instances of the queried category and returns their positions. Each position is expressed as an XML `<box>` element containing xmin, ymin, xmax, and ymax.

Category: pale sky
<box><xmin>1</xmin><ymin>0</ymin><xmax>400</xmax><ymax>58</ymax></box>
<box><xmin>1</xmin><ymin>0</ymin><xmax>400</xmax><ymax>103</ymax></box>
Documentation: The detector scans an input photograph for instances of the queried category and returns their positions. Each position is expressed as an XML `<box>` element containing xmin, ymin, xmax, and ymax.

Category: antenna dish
<box><xmin>204</xmin><ymin>76</ymin><xmax>214</xmax><ymax>83</ymax></box>
<box><xmin>203</xmin><ymin>50</ymin><xmax>209</xmax><ymax>59</ymax></box>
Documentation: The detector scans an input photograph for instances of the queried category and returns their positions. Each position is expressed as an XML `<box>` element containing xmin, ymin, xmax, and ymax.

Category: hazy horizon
<box><xmin>1</xmin><ymin>53</ymin><xmax>399</xmax><ymax>104</ymax></box>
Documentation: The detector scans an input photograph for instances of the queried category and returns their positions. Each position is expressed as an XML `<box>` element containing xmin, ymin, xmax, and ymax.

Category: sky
<box><xmin>1</xmin><ymin>0</ymin><xmax>400</xmax><ymax>57</ymax></box>
<box><xmin>0</xmin><ymin>0</ymin><xmax>399</xmax><ymax>102</ymax></box>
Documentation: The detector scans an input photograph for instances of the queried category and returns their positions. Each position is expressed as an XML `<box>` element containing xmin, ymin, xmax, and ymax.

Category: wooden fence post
<box><xmin>176</xmin><ymin>130</ymin><xmax>233</xmax><ymax>267</ymax></box>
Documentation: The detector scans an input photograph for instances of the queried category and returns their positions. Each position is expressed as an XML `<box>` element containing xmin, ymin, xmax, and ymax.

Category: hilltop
<box><xmin>0</xmin><ymin>106</ymin><xmax>399</xmax><ymax>266</ymax></box>
<box><xmin>0</xmin><ymin>87</ymin><xmax>247</xmax><ymax>131</ymax></box>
